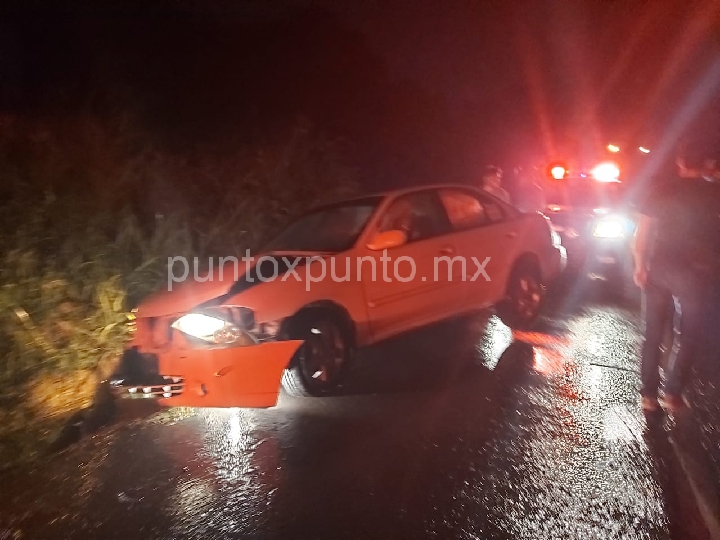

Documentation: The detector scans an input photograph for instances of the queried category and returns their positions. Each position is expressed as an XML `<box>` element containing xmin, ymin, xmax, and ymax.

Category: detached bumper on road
<box><xmin>111</xmin><ymin>340</ymin><xmax>303</xmax><ymax>408</ymax></box>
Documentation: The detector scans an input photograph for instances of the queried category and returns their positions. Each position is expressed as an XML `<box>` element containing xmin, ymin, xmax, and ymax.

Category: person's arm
<box><xmin>632</xmin><ymin>214</ymin><xmax>656</xmax><ymax>288</ymax></box>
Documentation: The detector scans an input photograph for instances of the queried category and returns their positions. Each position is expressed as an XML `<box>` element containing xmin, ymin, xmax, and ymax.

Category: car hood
<box><xmin>135</xmin><ymin>252</ymin><xmax>328</xmax><ymax>318</ymax></box>
<box><xmin>136</xmin><ymin>260</ymin><xmax>251</xmax><ymax>318</ymax></box>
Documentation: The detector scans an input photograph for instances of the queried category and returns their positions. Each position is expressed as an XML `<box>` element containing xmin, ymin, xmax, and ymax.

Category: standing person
<box><xmin>633</xmin><ymin>154</ymin><xmax>720</xmax><ymax>412</ymax></box>
<box><xmin>481</xmin><ymin>166</ymin><xmax>511</xmax><ymax>204</ymax></box>
<box><xmin>510</xmin><ymin>167</ymin><xmax>546</xmax><ymax>213</ymax></box>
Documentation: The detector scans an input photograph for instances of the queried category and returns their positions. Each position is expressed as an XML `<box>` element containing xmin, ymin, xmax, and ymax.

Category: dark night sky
<box><xmin>1</xmin><ymin>0</ymin><xmax>719</xmax><ymax>187</ymax></box>
<box><xmin>334</xmin><ymin>0</ymin><xmax>720</xmax><ymax>155</ymax></box>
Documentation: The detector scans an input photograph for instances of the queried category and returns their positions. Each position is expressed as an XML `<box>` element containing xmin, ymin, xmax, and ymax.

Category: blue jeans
<box><xmin>640</xmin><ymin>264</ymin><xmax>709</xmax><ymax>398</ymax></box>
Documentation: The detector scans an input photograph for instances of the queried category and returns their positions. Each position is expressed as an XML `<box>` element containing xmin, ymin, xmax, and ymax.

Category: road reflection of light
<box><xmin>174</xmin><ymin>478</ymin><xmax>216</xmax><ymax>517</ymax></box>
<box><xmin>167</xmin><ymin>407</ymin><xmax>270</xmax><ymax>536</ymax></box>
<box><xmin>532</xmin><ymin>348</ymin><xmax>551</xmax><ymax>375</ymax></box>
<box><xmin>199</xmin><ymin>407</ymin><xmax>259</xmax><ymax>483</ymax></box>
<box><xmin>587</xmin><ymin>335</ymin><xmax>603</xmax><ymax>356</ymax></box>
<box><xmin>473</xmin><ymin>307</ymin><xmax>667</xmax><ymax>537</ymax></box>
<box><xmin>602</xmin><ymin>406</ymin><xmax>641</xmax><ymax>443</ymax></box>
<box><xmin>478</xmin><ymin>315</ymin><xmax>513</xmax><ymax>370</ymax></box>
<box><xmin>516</xmin><ymin>329</ymin><xmax>572</xmax><ymax>378</ymax></box>
<box><xmin>228</xmin><ymin>408</ymin><xmax>244</xmax><ymax>447</ymax></box>
<box><xmin>512</xmin><ymin>331</ymin><xmax>570</xmax><ymax>349</ymax></box>
<box><xmin>531</xmin><ymin>347</ymin><xmax>568</xmax><ymax>377</ymax></box>
<box><xmin>586</xmin><ymin>365</ymin><xmax>603</xmax><ymax>392</ymax></box>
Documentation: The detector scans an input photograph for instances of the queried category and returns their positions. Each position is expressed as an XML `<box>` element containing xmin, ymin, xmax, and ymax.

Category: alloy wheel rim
<box><xmin>514</xmin><ymin>274</ymin><xmax>542</xmax><ymax>320</ymax></box>
<box><xmin>302</xmin><ymin>322</ymin><xmax>345</xmax><ymax>389</ymax></box>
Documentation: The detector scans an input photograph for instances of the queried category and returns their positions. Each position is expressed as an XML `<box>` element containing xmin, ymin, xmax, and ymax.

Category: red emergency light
<box><xmin>550</xmin><ymin>166</ymin><xmax>566</xmax><ymax>180</ymax></box>
<box><xmin>546</xmin><ymin>161</ymin><xmax>568</xmax><ymax>180</ymax></box>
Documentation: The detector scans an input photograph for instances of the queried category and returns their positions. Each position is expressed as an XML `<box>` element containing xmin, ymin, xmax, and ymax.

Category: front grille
<box><xmin>111</xmin><ymin>347</ymin><xmax>185</xmax><ymax>399</ymax></box>
<box><xmin>113</xmin><ymin>376</ymin><xmax>185</xmax><ymax>399</ymax></box>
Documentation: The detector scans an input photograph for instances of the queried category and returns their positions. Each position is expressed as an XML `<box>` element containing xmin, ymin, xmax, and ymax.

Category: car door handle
<box><xmin>506</xmin><ymin>231</ymin><xmax>518</xmax><ymax>238</ymax></box>
<box><xmin>439</xmin><ymin>245</ymin><xmax>455</xmax><ymax>255</ymax></box>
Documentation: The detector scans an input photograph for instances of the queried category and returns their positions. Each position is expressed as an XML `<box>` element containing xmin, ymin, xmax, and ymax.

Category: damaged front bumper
<box><xmin>110</xmin><ymin>339</ymin><xmax>303</xmax><ymax>409</ymax></box>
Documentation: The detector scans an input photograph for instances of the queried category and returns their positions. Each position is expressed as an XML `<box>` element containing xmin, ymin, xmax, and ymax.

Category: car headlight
<box><xmin>593</xmin><ymin>217</ymin><xmax>630</xmax><ymax>238</ymax></box>
<box><xmin>172</xmin><ymin>313</ymin><xmax>257</xmax><ymax>346</ymax></box>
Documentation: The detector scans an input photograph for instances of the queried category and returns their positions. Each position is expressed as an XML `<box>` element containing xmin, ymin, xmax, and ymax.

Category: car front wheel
<box><xmin>497</xmin><ymin>260</ymin><xmax>544</xmax><ymax>329</ymax></box>
<box><xmin>281</xmin><ymin>318</ymin><xmax>349</xmax><ymax>397</ymax></box>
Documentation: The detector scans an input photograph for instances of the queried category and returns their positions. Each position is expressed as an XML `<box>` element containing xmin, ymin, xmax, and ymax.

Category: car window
<box><xmin>477</xmin><ymin>193</ymin><xmax>506</xmax><ymax>223</ymax></box>
<box><xmin>378</xmin><ymin>191</ymin><xmax>450</xmax><ymax>242</ymax></box>
<box><xmin>438</xmin><ymin>189</ymin><xmax>488</xmax><ymax>230</ymax></box>
<box><xmin>264</xmin><ymin>197</ymin><xmax>382</xmax><ymax>253</ymax></box>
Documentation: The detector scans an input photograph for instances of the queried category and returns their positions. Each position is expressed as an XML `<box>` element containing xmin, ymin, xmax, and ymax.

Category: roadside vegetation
<box><xmin>0</xmin><ymin>114</ymin><xmax>358</xmax><ymax>464</ymax></box>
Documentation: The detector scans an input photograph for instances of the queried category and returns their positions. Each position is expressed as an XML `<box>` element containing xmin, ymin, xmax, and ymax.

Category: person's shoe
<box><xmin>641</xmin><ymin>396</ymin><xmax>660</xmax><ymax>412</ymax></box>
<box><xmin>659</xmin><ymin>394</ymin><xmax>688</xmax><ymax>411</ymax></box>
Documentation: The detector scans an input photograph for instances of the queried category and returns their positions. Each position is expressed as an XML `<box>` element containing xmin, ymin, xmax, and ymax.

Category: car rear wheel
<box><xmin>497</xmin><ymin>260</ymin><xmax>544</xmax><ymax>329</ymax></box>
<box><xmin>281</xmin><ymin>317</ymin><xmax>349</xmax><ymax>397</ymax></box>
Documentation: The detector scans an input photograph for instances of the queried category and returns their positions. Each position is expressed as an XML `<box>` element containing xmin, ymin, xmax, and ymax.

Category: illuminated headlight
<box><xmin>593</xmin><ymin>217</ymin><xmax>629</xmax><ymax>238</ymax></box>
<box><xmin>172</xmin><ymin>313</ymin><xmax>254</xmax><ymax>345</ymax></box>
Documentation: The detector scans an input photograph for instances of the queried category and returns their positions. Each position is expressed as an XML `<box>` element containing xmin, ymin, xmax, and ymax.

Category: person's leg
<box><xmin>664</xmin><ymin>276</ymin><xmax>707</xmax><ymax>398</ymax></box>
<box><xmin>659</xmin><ymin>294</ymin><xmax>676</xmax><ymax>368</ymax></box>
<box><xmin>640</xmin><ymin>279</ymin><xmax>673</xmax><ymax>400</ymax></box>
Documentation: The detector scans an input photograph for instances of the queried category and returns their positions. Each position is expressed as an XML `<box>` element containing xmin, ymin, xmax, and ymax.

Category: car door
<box><xmin>437</xmin><ymin>188</ymin><xmax>522</xmax><ymax>308</ymax></box>
<box><xmin>360</xmin><ymin>189</ymin><xmax>465</xmax><ymax>342</ymax></box>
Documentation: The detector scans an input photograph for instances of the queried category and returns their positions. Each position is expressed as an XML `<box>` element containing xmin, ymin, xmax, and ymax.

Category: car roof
<box><xmin>336</xmin><ymin>183</ymin><xmax>480</xmax><ymax>203</ymax></box>
<box><xmin>302</xmin><ymin>183</ymin><xmax>508</xmax><ymax>218</ymax></box>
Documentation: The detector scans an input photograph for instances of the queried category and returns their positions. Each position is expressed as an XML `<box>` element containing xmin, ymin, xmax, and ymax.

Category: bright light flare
<box><xmin>591</xmin><ymin>162</ymin><xmax>620</xmax><ymax>182</ymax></box>
<box><xmin>593</xmin><ymin>217</ymin><xmax>629</xmax><ymax>238</ymax></box>
<box><xmin>172</xmin><ymin>313</ymin><xmax>227</xmax><ymax>341</ymax></box>
<box><xmin>593</xmin><ymin>222</ymin><xmax>624</xmax><ymax>238</ymax></box>
<box><xmin>550</xmin><ymin>166</ymin><xmax>566</xmax><ymax>180</ymax></box>
<box><xmin>639</xmin><ymin>146</ymin><xmax>650</xmax><ymax>154</ymax></box>
<box><xmin>607</xmin><ymin>144</ymin><xmax>620</xmax><ymax>153</ymax></box>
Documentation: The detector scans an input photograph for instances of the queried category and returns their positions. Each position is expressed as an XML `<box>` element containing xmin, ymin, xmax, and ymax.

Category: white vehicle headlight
<box><xmin>593</xmin><ymin>217</ymin><xmax>629</xmax><ymax>238</ymax></box>
<box><xmin>172</xmin><ymin>313</ymin><xmax>256</xmax><ymax>345</ymax></box>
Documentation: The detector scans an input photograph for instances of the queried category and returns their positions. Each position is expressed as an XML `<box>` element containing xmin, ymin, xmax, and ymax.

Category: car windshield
<box><xmin>264</xmin><ymin>197</ymin><xmax>383</xmax><ymax>253</ymax></box>
<box><xmin>544</xmin><ymin>180</ymin><xmax>624</xmax><ymax>208</ymax></box>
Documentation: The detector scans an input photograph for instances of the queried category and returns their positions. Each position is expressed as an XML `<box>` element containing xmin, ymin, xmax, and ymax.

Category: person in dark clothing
<box><xmin>633</xmin><ymin>156</ymin><xmax>720</xmax><ymax>412</ymax></box>
<box><xmin>481</xmin><ymin>166</ymin><xmax>511</xmax><ymax>204</ymax></box>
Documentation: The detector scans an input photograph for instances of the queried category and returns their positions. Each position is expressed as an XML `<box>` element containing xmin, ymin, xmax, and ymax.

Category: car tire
<box><xmin>281</xmin><ymin>317</ymin><xmax>350</xmax><ymax>397</ymax></box>
<box><xmin>496</xmin><ymin>259</ymin><xmax>544</xmax><ymax>329</ymax></box>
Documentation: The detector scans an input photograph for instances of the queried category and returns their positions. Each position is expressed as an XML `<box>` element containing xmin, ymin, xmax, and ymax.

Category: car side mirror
<box><xmin>366</xmin><ymin>230</ymin><xmax>407</xmax><ymax>251</ymax></box>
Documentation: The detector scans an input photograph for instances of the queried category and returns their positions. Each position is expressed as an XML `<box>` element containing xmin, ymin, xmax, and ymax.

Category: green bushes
<box><xmin>0</xmin><ymin>114</ymin><xmax>358</xmax><ymax>449</ymax></box>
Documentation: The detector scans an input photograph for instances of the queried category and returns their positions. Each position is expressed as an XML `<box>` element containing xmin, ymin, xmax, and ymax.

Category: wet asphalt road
<box><xmin>0</xmin><ymin>277</ymin><xmax>710</xmax><ymax>539</ymax></box>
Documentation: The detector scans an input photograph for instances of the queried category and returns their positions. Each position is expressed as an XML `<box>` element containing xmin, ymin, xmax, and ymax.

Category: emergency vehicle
<box><xmin>540</xmin><ymin>161</ymin><xmax>636</xmax><ymax>285</ymax></box>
